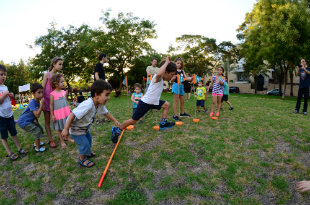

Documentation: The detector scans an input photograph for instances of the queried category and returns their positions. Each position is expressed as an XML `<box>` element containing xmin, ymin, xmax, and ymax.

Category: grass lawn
<box><xmin>1</xmin><ymin>92</ymin><xmax>310</xmax><ymax>204</ymax></box>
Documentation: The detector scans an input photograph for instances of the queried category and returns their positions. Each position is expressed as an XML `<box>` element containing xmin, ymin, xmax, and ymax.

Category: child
<box><xmin>62</xmin><ymin>80</ymin><xmax>120</xmax><ymax>168</ymax></box>
<box><xmin>18</xmin><ymin>83</ymin><xmax>46</xmax><ymax>152</ymax></box>
<box><xmin>171</xmin><ymin>57</ymin><xmax>190</xmax><ymax>121</ymax></box>
<box><xmin>221</xmin><ymin>76</ymin><xmax>234</xmax><ymax>110</ymax></box>
<box><xmin>131</xmin><ymin>83</ymin><xmax>143</xmax><ymax>124</ymax></box>
<box><xmin>50</xmin><ymin>74</ymin><xmax>74</xmax><ymax>148</ymax></box>
<box><xmin>111</xmin><ymin>57</ymin><xmax>176</xmax><ymax>143</ymax></box>
<box><xmin>207</xmin><ymin>66</ymin><xmax>225</xmax><ymax>117</ymax></box>
<box><xmin>195</xmin><ymin>81</ymin><xmax>207</xmax><ymax>113</ymax></box>
<box><xmin>42</xmin><ymin>57</ymin><xmax>64</xmax><ymax>148</ymax></box>
<box><xmin>0</xmin><ymin>64</ymin><xmax>27</xmax><ymax>160</ymax></box>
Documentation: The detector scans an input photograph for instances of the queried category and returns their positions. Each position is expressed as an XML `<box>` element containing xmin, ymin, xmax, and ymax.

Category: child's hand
<box><xmin>114</xmin><ymin>121</ymin><xmax>121</xmax><ymax>127</ymax></box>
<box><xmin>7</xmin><ymin>92</ymin><xmax>14</xmax><ymax>98</ymax></box>
<box><xmin>51</xmin><ymin>115</ymin><xmax>56</xmax><ymax>123</ymax></box>
<box><xmin>61</xmin><ymin>129</ymin><xmax>69</xmax><ymax>139</ymax></box>
<box><xmin>40</xmin><ymin>98</ymin><xmax>45</xmax><ymax>105</ymax></box>
<box><xmin>297</xmin><ymin>181</ymin><xmax>310</xmax><ymax>192</ymax></box>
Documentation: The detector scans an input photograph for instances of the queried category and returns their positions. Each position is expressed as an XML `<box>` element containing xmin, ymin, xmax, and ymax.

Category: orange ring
<box><xmin>126</xmin><ymin>125</ymin><xmax>134</xmax><ymax>130</ymax></box>
<box><xmin>211</xmin><ymin>117</ymin><xmax>218</xmax><ymax>120</ymax></box>
<box><xmin>175</xmin><ymin>121</ymin><xmax>183</xmax><ymax>125</ymax></box>
<box><xmin>153</xmin><ymin>125</ymin><xmax>160</xmax><ymax>130</ymax></box>
<box><xmin>193</xmin><ymin>118</ymin><xmax>200</xmax><ymax>123</ymax></box>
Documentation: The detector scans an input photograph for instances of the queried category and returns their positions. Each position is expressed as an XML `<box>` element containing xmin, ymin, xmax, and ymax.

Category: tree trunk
<box><xmin>279</xmin><ymin>69</ymin><xmax>283</xmax><ymax>96</ymax></box>
<box><xmin>289</xmin><ymin>69</ymin><xmax>294</xmax><ymax>97</ymax></box>
<box><xmin>282</xmin><ymin>68</ymin><xmax>287</xmax><ymax>100</ymax></box>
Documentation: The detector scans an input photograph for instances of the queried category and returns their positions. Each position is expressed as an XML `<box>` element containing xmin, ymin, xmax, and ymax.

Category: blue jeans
<box><xmin>71</xmin><ymin>131</ymin><xmax>92</xmax><ymax>156</ymax></box>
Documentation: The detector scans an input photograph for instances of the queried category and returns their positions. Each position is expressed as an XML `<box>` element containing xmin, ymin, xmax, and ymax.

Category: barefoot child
<box><xmin>42</xmin><ymin>57</ymin><xmax>64</xmax><ymax>148</ymax></box>
<box><xmin>50</xmin><ymin>74</ymin><xmax>74</xmax><ymax>148</ymax></box>
<box><xmin>111</xmin><ymin>57</ymin><xmax>177</xmax><ymax>143</ymax></box>
<box><xmin>0</xmin><ymin>64</ymin><xmax>27</xmax><ymax>160</ymax></box>
<box><xmin>221</xmin><ymin>76</ymin><xmax>234</xmax><ymax>110</ymax></box>
<box><xmin>131</xmin><ymin>83</ymin><xmax>143</xmax><ymax>124</ymax></box>
<box><xmin>62</xmin><ymin>80</ymin><xmax>120</xmax><ymax>168</ymax></box>
<box><xmin>207</xmin><ymin>66</ymin><xmax>225</xmax><ymax>117</ymax></box>
<box><xmin>18</xmin><ymin>83</ymin><xmax>46</xmax><ymax>152</ymax></box>
<box><xmin>195</xmin><ymin>81</ymin><xmax>207</xmax><ymax>113</ymax></box>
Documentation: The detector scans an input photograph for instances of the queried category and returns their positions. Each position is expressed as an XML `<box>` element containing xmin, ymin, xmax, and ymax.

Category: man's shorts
<box><xmin>132</xmin><ymin>100</ymin><xmax>165</xmax><ymax>121</ymax></box>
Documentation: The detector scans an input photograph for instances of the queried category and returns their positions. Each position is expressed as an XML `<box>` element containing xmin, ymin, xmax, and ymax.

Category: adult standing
<box><xmin>294</xmin><ymin>58</ymin><xmax>310</xmax><ymax>115</ymax></box>
<box><xmin>145</xmin><ymin>58</ymin><xmax>159</xmax><ymax>92</ymax></box>
<box><xmin>94</xmin><ymin>53</ymin><xmax>107</xmax><ymax>81</ymax></box>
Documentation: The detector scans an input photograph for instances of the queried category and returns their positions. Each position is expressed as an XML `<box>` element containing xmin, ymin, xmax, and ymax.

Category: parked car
<box><xmin>229</xmin><ymin>87</ymin><xmax>240</xmax><ymax>93</ymax></box>
<box><xmin>267</xmin><ymin>88</ymin><xmax>282</xmax><ymax>96</ymax></box>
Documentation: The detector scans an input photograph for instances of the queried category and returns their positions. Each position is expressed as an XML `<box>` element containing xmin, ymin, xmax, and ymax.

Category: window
<box><xmin>237</xmin><ymin>72</ymin><xmax>248</xmax><ymax>82</ymax></box>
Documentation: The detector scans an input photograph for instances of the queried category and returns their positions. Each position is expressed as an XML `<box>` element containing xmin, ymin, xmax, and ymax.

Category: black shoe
<box><xmin>180</xmin><ymin>113</ymin><xmax>190</xmax><ymax>117</ymax></box>
<box><xmin>294</xmin><ymin>110</ymin><xmax>299</xmax><ymax>114</ymax></box>
<box><xmin>203</xmin><ymin>110</ymin><xmax>207</xmax><ymax>113</ymax></box>
<box><xmin>197</xmin><ymin>110</ymin><xmax>200</xmax><ymax>113</ymax></box>
<box><xmin>160</xmin><ymin>121</ymin><xmax>175</xmax><ymax>130</ymax></box>
<box><xmin>229</xmin><ymin>107</ymin><xmax>234</xmax><ymax>111</ymax></box>
<box><xmin>173</xmin><ymin>115</ymin><xmax>181</xmax><ymax>121</ymax></box>
<box><xmin>304</xmin><ymin>112</ymin><xmax>307</xmax><ymax>116</ymax></box>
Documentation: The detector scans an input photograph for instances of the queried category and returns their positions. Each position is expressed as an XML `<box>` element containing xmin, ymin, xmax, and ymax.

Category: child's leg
<box><xmin>120</xmin><ymin>119</ymin><xmax>137</xmax><ymax>130</ymax></box>
<box><xmin>1</xmin><ymin>139</ymin><xmax>13</xmax><ymax>155</ymax></box>
<box><xmin>85</xmin><ymin>132</ymin><xmax>94</xmax><ymax>155</ymax></box>
<box><xmin>179</xmin><ymin>95</ymin><xmax>185</xmax><ymax>114</ymax></box>
<box><xmin>211</xmin><ymin>96</ymin><xmax>216</xmax><ymax>113</ymax></box>
<box><xmin>43</xmin><ymin>111</ymin><xmax>54</xmax><ymax>143</ymax></box>
<box><xmin>72</xmin><ymin>134</ymin><xmax>94</xmax><ymax>167</ymax></box>
<box><xmin>35</xmin><ymin>139</ymin><xmax>41</xmax><ymax>149</ymax></box>
<box><xmin>161</xmin><ymin>101</ymin><xmax>170</xmax><ymax>119</ymax></box>
<box><xmin>196</xmin><ymin>106</ymin><xmax>200</xmax><ymax>111</ymax></box>
<box><xmin>57</xmin><ymin>130</ymin><xmax>66</xmax><ymax>147</ymax></box>
<box><xmin>226</xmin><ymin>100</ymin><xmax>233</xmax><ymax>108</ymax></box>
<box><xmin>11</xmin><ymin>135</ymin><xmax>21</xmax><ymax>151</ymax></box>
<box><xmin>173</xmin><ymin>93</ymin><xmax>179</xmax><ymax>116</ymax></box>
<box><xmin>216</xmin><ymin>96</ymin><xmax>222</xmax><ymax>112</ymax></box>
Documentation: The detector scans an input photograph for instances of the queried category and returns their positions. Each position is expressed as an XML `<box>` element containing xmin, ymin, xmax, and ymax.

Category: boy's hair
<box><xmin>31</xmin><ymin>83</ymin><xmax>43</xmax><ymax>93</ymax></box>
<box><xmin>0</xmin><ymin>64</ymin><xmax>7</xmax><ymax>72</ymax></box>
<box><xmin>174</xmin><ymin>57</ymin><xmax>184</xmax><ymax>69</ymax></box>
<box><xmin>99</xmin><ymin>53</ymin><xmax>107</xmax><ymax>61</ymax></box>
<box><xmin>49</xmin><ymin>57</ymin><xmax>64</xmax><ymax>71</ymax></box>
<box><xmin>134</xmin><ymin>83</ymin><xmax>142</xmax><ymax>89</ymax></box>
<box><xmin>159</xmin><ymin>61</ymin><xmax>177</xmax><ymax>74</ymax></box>
<box><xmin>91</xmin><ymin>80</ymin><xmax>112</xmax><ymax>97</ymax></box>
<box><xmin>50</xmin><ymin>73</ymin><xmax>64</xmax><ymax>89</ymax></box>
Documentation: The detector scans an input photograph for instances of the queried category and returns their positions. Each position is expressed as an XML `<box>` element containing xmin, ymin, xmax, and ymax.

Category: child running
<box><xmin>195</xmin><ymin>81</ymin><xmax>207</xmax><ymax>113</ymax></box>
<box><xmin>111</xmin><ymin>56</ymin><xmax>176</xmax><ymax>143</ymax></box>
<box><xmin>171</xmin><ymin>57</ymin><xmax>190</xmax><ymax>121</ymax></box>
<box><xmin>42</xmin><ymin>57</ymin><xmax>64</xmax><ymax>148</ymax></box>
<box><xmin>0</xmin><ymin>64</ymin><xmax>27</xmax><ymax>160</ymax></box>
<box><xmin>62</xmin><ymin>80</ymin><xmax>120</xmax><ymax>168</ymax></box>
<box><xmin>131</xmin><ymin>83</ymin><xmax>143</xmax><ymax>124</ymax></box>
<box><xmin>50</xmin><ymin>74</ymin><xmax>74</xmax><ymax>148</ymax></box>
<box><xmin>18</xmin><ymin>83</ymin><xmax>46</xmax><ymax>152</ymax></box>
<box><xmin>207</xmin><ymin>66</ymin><xmax>225</xmax><ymax>117</ymax></box>
<box><xmin>221</xmin><ymin>76</ymin><xmax>234</xmax><ymax>110</ymax></box>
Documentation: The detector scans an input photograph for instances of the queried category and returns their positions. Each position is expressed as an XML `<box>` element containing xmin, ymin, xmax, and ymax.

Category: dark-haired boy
<box><xmin>0</xmin><ymin>64</ymin><xmax>27</xmax><ymax>160</ymax></box>
<box><xmin>18</xmin><ymin>83</ymin><xmax>46</xmax><ymax>152</ymax></box>
<box><xmin>62</xmin><ymin>80</ymin><xmax>120</xmax><ymax>168</ymax></box>
<box><xmin>111</xmin><ymin>57</ymin><xmax>176</xmax><ymax>143</ymax></box>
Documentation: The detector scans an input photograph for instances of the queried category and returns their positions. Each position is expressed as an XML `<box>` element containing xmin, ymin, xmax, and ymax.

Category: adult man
<box><xmin>94</xmin><ymin>53</ymin><xmax>107</xmax><ymax>81</ymax></box>
<box><xmin>145</xmin><ymin>58</ymin><xmax>159</xmax><ymax>92</ymax></box>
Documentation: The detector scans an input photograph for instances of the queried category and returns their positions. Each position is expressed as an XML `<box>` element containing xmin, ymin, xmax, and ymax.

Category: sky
<box><xmin>0</xmin><ymin>0</ymin><xmax>256</xmax><ymax>64</ymax></box>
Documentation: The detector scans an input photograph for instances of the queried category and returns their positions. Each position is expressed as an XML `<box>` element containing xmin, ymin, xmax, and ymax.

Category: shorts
<box><xmin>22</xmin><ymin>122</ymin><xmax>44</xmax><ymax>140</ymax></box>
<box><xmin>212</xmin><ymin>93</ymin><xmax>223</xmax><ymax>97</ymax></box>
<box><xmin>132</xmin><ymin>100</ymin><xmax>165</xmax><ymax>121</ymax></box>
<box><xmin>221</xmin><ymin>95</ymin><xmax>228</xmax><ymax>102</ymax></box>
<box><xmin>172</xmin><ymin>83</ymin><xmax>185</xmax><ymax>96</ymax></box>
<box><xmin>196</xmin><ymin>100</ymin><xmax>205</xmax><ymax>107</ymax></box>
<box><xmin>71</xmin><ymin>131</ymin><xmax>92</xmax><ymax>156</ymax></box>
<box><xmin>184</xmin><ymin>85</ymin><xmax>191</xmax><ymax>93</ymax></box>
<box><xmin>133</xmin><ymin>108</ymin><xmax>137</xmax><ymax>115</ymax></box>
<box><xmin>0</xmin><ymin>116</ymin><xmax>17</xmax><ymax>139</ymax></box>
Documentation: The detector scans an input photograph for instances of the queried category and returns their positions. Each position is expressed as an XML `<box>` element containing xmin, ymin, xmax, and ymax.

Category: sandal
<box><xmin>88</xmin><ymin>152</ymin><xmax>96</xmax><ymax>158</ymax></box>
<box><xmin>49</xmin><ymin>141</ymin><xmax>57</xmax><ymax>148</ymax></box>
<box><xmin>33</xmin><ymin>142</ymin><xmax>45</xmax><ymax>148</ymax></box>
<box><xmin>79</xmin><ymin>157</ymin><xmax>95</xmax><ymax>168</ymax></box>
<box><xmin>6</xmin><ymin>152</ymin><xmax>18</xmax><ymax>161</ymax></box>
<box><xmin>18</xmin><ymin>148</ymin><xmax>28</xmax><ymax>155</ymax></box>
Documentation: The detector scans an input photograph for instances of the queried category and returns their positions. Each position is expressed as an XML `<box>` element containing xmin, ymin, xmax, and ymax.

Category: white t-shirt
<box><xmin>141</xmin><ymin>74</ymin><xmax>163</xmax><ymax>105</ymax></box>
<box><xmin>0</xmin><ymin>85</ymin><xmax>13</xmax><ymax>118</ymax></box>
<box><xmin>70</xmin><ymin>98</ymin><xmax>108</xmax><ymax>135</ymax></box>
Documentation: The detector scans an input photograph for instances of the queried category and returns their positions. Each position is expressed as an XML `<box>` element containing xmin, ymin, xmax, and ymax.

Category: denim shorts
<box><xmin>71</xmin><ymin>131</ymin><xmax>92</xmax><ymax>156</ymax></box>
<box><xmin>0</xmin><ymin>116</ymin><xmax>17</xmax><ymax>139</ymax></box>
<box><xmin>172</xmin><ymin>83</ymin><xmax>185</xmax><ymax>96</ymax></box>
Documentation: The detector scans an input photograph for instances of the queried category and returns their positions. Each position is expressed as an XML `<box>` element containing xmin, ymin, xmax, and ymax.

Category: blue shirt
<box><xmin>223</xmin><ymin>82</ymin><xmax>229</xmax><ymax>95</ymax></box>
<box><xmin>18</xmin><ymin>99</ymin><xmax>40</xmax><ymax>128</ymax></box>
<box><xmin>133</xmin><ymin>93</ymin><xmax>142</xmax><ymax>108</ymax></box>
<box><xmin>299</xmin><ymin>67</ymin><xmax>310</xmax><ymax>89</ymax></box>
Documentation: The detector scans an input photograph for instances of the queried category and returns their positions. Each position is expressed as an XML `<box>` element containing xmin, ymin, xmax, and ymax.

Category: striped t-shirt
<box><xmin>212</xmin><ymin>75</ymin><xmax>225</xmax><ymax>95</ymax></box>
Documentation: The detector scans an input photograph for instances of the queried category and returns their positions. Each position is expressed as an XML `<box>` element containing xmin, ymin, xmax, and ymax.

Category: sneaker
<box><xmin>35</xmin><ymin>147</ymin><xmax>46</xmax><ymax>152</ymax></box>
<box><xmin>173</xmin><ymin>115</ymin><xmax>181</xmax><ymax>121</ymax></box>
<box><xmin>159</xmin><ymin>121</ymin><xmax>175</xmax><ymax>130</ymax></box>
<box><xmin>180</xmin><ymin>113</ymin><xmax>191</xmax><ymax>117</ymax></box>
<box><xmin>209</xmin><ymin>112</ymin><xmax>213</xmax><ymax>117</ymax></box>
<box><xmin>304</xmin><ymin>112</ymin><xmax>307</xmax><ymax>116</ymax></box>
<box><xmin>33</xmin><ymin>142</ymin><xmax>45</xmax><ymax>148</ymax></box>
<box><xmin>294</xmin><ymin>110</ymin><xmax>299</xmax><ymax>114</ymax></box>
<box><xmin>203</xmin><ymin>110</ymin><xmax>207</xmax><ymax>113</ymax></box>
<box><xmin>229</xmin><ymin>107</ymin><xmax>234</xmax><ymax>111</ymax></box>
<box><xmin>111</xmin><ymin>127</ymin><xmax>122</xmax><ymax>143</ymax></box>
<box><xmin>220</xmin><ymin>107</ymin><xmax>223</xmax><ymax>110</ymax></box>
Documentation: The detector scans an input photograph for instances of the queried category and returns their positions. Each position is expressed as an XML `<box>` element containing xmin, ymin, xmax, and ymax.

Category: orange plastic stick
<box><xmin>98</xmin><ymin>129</ymin><xmax>125</xmax><ymax>188</ymax></box>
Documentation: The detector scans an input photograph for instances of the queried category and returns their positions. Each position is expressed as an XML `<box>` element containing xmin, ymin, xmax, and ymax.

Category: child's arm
<box><xmin>42</xmin><ymin>73</ymin><xmax>49</xmax><ymax>89</ymax></box>
<box><xmin>219</xmin><ymin>77</ymin><xmax>225</xmax><ymax>86</ymax></box>
<box><xmin>50</xmin><ymin>95</ymin><xmax>56</xmax><ymax>123</ymax></box>
<box><xmin>207</xmin><ymin>79</ymin><xmax>214</xmax><ymax>93</ymax></box>
<box><xmin>61</xmin><ymin>113</ymin><xmax>75</xmax><ymax>139</ymax></box>
<box><xmin>0</xmin><ymin>90</ymin><xmax>9</xmax><ymax>104</ymax></box>
<box><xmin>105</xmin><ymin>113</ymin><xmax>121</xmax><ymax>127</ymax></box>
<box><xmin>154</xmin><ymin>56</ymin><xmax>170</xmax><ymax>83</ymax></box>
<box><xmin>33</xmin><ymin>98</ymin><xmax>44</xmax><ymax>119</ymax></box>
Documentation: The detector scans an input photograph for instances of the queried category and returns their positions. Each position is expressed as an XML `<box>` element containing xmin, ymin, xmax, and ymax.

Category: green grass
<box><xmin>1</xmin><ymin>92</ymin><xmax>310</xmax><ymax>204</ymax></box>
